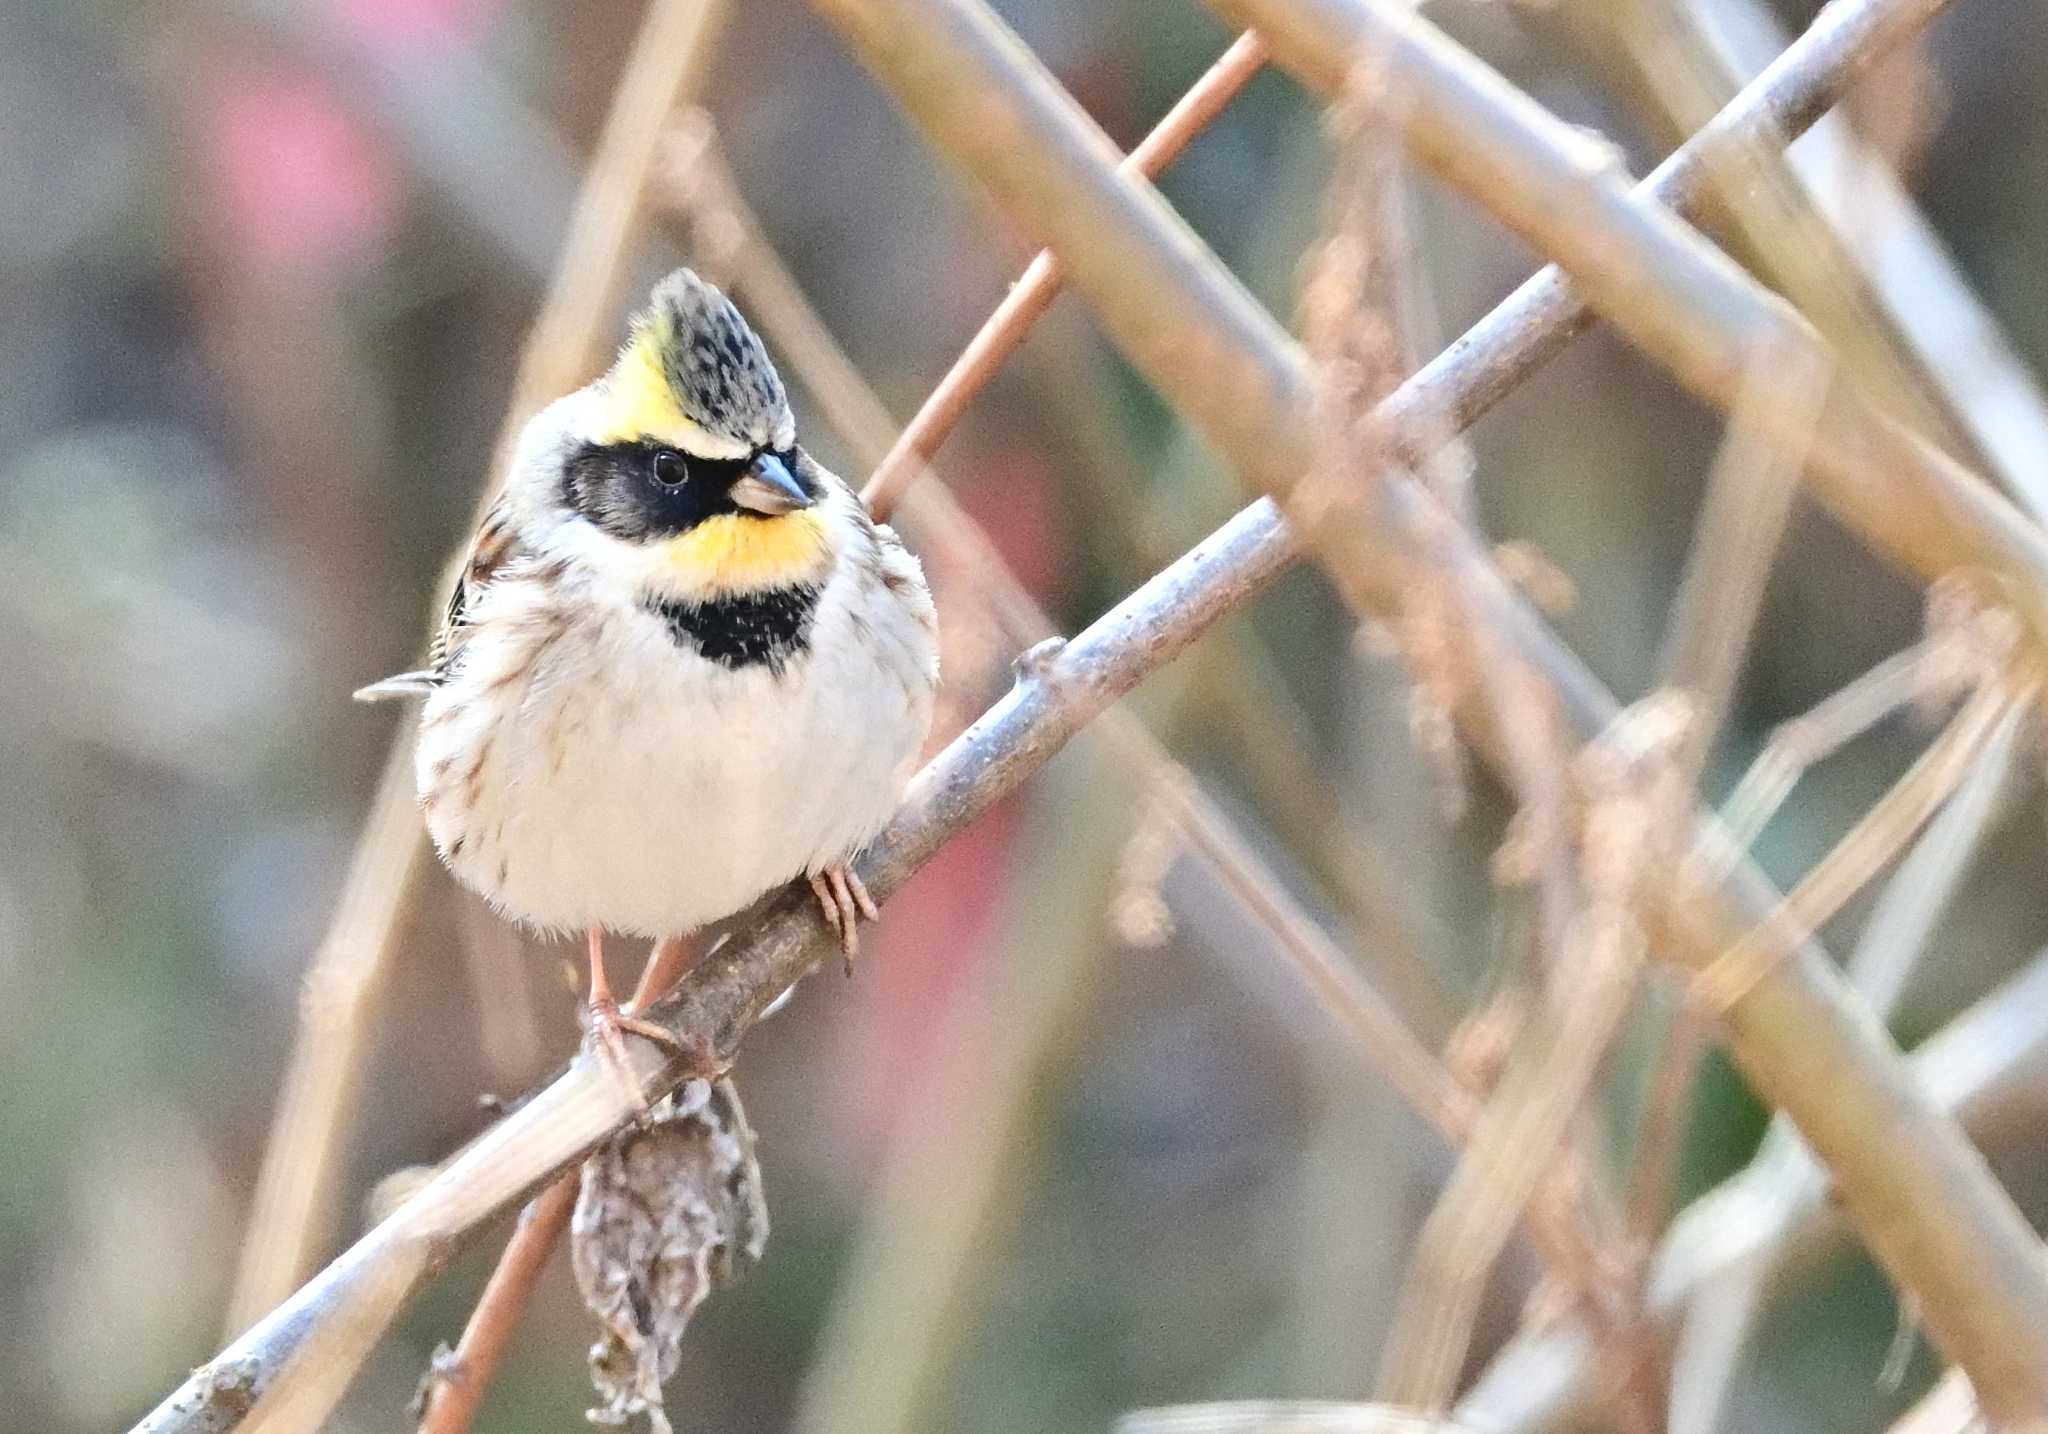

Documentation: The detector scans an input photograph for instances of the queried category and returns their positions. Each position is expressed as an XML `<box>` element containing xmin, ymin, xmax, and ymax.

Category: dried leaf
<box><xmin>572</xmin><ymin>1077</ymin><xmax>768</xmax><ymax>1432</ymax></box>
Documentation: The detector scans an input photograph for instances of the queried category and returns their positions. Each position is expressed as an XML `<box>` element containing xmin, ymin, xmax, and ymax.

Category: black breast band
<box><xmin>644</xmin><ymin>583</ymin><xmax>823</xmax><ymax>673</ymax></box>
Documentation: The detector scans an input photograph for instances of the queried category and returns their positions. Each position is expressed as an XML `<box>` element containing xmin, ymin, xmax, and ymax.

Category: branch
<box><xmin>134</xmin><ymin>0</ymin><xmax>2012</xmax><ymax>1424</ymax></box>
<box><xmin>808</xmin><ymin>0</ymin><xmax>2048</xmax><ymax>1417</ymax></box>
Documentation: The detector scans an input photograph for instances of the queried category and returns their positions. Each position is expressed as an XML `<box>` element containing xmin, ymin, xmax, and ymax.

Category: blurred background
<box><xmin>5</xmin><ymin>0</ymin><xmax>2048</xmax><ymax>1430</ymax></box>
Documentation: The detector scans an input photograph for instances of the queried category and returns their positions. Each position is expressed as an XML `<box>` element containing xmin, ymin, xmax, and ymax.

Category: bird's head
<box><xmin>546</xmin><ymin>268</ymin><xmax>834</xmax><ymax>600</ymax></box>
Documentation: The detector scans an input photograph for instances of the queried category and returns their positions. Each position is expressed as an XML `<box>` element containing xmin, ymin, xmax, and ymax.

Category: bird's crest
<box><xmin>596</xmin><ymin>269</ymin><xmax>792</xmax><ymax>456</ymax></box>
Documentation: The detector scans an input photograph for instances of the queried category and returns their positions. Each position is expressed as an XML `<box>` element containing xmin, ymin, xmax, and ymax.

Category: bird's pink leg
<box><xmin>582</xmin><ymin>926</ymin><xmax>688</xmax><ymax>1107</ymax></box>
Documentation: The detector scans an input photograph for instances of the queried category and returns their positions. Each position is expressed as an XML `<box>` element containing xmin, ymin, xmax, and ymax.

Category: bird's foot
<box><xmin>581</xmin><ymin>926</ymin><xmax>697</xmax><ymax>1112</ymax></box>
<box><xmin>583</xmin><ymin>995</ymin><xmax>692</xmax><ymax>1113</ymax></box>
<box><xmin>808</xmin><ymin>863</ymin><xmax>880</xmax><ymax>975</ymax></box>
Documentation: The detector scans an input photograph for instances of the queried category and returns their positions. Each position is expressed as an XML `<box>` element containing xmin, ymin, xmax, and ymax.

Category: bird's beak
<box><xmin>729</xmin><ymin>453</ymin><xmax>813</xmax><ymax>515</ymax></box>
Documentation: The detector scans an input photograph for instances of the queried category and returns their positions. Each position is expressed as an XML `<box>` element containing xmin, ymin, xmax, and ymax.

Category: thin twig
<box><xmin>1711</xmin><ymin>643</ymin><xmax>1931</xmax><ymax>863</ymax></box>
<box><xmin>1655</xmin><ymin>340</ymin><xmax>1830</xmax><ymax>777</ymax></box>
<box><xmin>1377</xmin><ymin>940</ymin><xmax>1646</xmax><ymax>1410</ymax></box>
<box><xmin>1692</xmin><ymin>681</ymin><xmax>2024</xmax><ymax>1011</ymax></box>
<box><xmin>1622</xmin><ymin>337</ymin><xmax>1830</xmax><ymax>1256</ymax></box>
<box><xmin>861</xmin><ymin>30</ymin><xmax>1271</xmax><ymax>520</ymax></box>
<box><xmin>133</xmin><ymin>0</ymin><xmax>1993</xmax><ymax>1423</ymax></box>
<box><xmin>411</xmin><ymin>1178</ymin><xmax>578</xmax><ymax>1434</ymax></box>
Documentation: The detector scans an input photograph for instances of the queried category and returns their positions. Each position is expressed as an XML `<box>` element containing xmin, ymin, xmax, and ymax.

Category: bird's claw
<box><xmin>584</xmin><ymin>995</ymin><xmax>691</xmax><ymax>1113</ymax></box>
<box><xmin>809</xmin><ymin>864</ymin><xmax>879</xmax><ymax>975</ymax></box>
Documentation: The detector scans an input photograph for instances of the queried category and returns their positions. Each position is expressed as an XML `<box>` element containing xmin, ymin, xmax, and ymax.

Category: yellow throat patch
<box><xmin>660</xmin><ymin>511</ymin><xmax>833</xmax><ymax>597</ymax></box>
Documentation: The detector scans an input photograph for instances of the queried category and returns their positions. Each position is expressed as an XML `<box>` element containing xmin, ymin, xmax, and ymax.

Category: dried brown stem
<box><xmin>1621</xmin><ymin>337</ymin><xmax>1830</xmax><ymax>1258</ymax></box>
<box><xmin>1374</xmin><ymin>692</ymin><xmax>1672</xmax><ymax>1419</ymax></box>
<box><xmin>1377</xmin><ymin>943</ymin><xmax>1644</xmax><ymax>1409</ymax></box>
<box><xmin>1711</xmin><ymin>643</ymin><xmax>1930</xmax><ymax>864</ymax></box>
<box><xmin>1655</xmin><ymin>340</ymin><xmax>1830</xmax><ymax>777</ymax></box>
<box><xmin>1692</xmin><ymin>681</ymin><xmax>2024</xmax><ymax>1011</ymax></box>
<box><xmin>1667</xmin><ymin>705</ymin><xmax>2025</xmax><ymax>1434</ymax></box>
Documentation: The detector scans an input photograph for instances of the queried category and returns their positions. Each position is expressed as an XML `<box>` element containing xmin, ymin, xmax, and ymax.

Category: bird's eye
<box><xmin>652</xmin><ymin>450</ymin><xmax>687</xmax><ymax>487</ymax></box>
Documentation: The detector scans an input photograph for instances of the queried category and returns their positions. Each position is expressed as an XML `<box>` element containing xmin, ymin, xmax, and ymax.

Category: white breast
<box><xmin>415</xmin><ymin>533</ymin><xmax>937</xmax><ymax>938</ymax></box>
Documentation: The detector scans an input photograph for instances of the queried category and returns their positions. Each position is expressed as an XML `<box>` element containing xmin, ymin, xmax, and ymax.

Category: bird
<box><xmin>358</xmin><ymin>267</ymin><xmax>940</xmax><ymax>1082</ymax></box>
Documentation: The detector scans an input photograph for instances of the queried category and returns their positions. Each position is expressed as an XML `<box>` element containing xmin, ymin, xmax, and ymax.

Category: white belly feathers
<box><xmin>415</xmin><ymin>551</ymin><xmax>934</xmax><ymax>938</ymax></box>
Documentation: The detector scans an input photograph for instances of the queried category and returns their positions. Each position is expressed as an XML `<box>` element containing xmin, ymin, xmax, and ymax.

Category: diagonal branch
<box><xmin>1669</xmin><ymin>704</ymin><xmax>2027</xmax><ymax>1434</ymax></box>
<box><xmin>133</xmin><ymin>0</ymin><xmax>2017</xmax><ymax>1425</ymax></box>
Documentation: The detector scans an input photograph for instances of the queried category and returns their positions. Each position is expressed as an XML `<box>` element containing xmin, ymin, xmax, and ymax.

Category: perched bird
<box><xmin>359</xmin><ymin>268</ymin><xmax>939</xmax><ymax>1076</ymax></box>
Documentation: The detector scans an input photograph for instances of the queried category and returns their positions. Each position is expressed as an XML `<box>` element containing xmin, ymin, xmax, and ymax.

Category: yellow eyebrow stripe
<box><xmin>593</xmin><ymin>333</ymin><xmax>748</xmax><ymax>457</ymax></box>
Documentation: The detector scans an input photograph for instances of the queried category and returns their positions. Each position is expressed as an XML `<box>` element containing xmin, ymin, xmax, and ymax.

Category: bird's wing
<box><xmin>353</xmin><ymin>495</ymin><xmax>527</xmax><ymax>703</ymax></box>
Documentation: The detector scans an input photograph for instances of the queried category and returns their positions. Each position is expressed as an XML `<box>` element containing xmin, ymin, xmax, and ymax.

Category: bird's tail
<box><xmin>353</xmin><ymin>670</ymin><xmax>436</xmax><ymax>703</ymax></box>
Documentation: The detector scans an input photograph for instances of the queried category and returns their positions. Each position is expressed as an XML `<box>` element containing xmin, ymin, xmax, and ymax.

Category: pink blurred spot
<box><xmin>833</xmin><ymin>796</ymin><xmax>1023</xmax><ymax>1152</ymax></box>
<box><xmin>963</xmin><ymin>442</ymin><xmax>1064</xmax><ymax>602</ymax></box>
<box><xmin>329</xmin><ymin>0</ymin><xmax>501</xmax><ymax>54</ymax></box>
<box><xmin>193</xmin><ymin>56</ymin><xmax>403</xmax><ymax>282</ymax></box>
